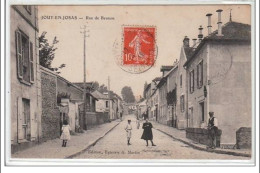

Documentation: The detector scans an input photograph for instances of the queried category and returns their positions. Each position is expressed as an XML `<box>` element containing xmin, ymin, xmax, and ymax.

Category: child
<box><xmin>60</xmin><ymin>119</ymin><xmax>71</xmax><ymax>147</ymax></box>
<box><xmin>125</xmin><ymin>120</ymin><xmax>132</xmax><ymax>145</ymax></box>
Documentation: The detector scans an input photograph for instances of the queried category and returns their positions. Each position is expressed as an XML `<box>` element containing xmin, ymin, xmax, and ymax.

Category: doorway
<box><xmin>22</xmin><ymin>98</ymin><xmax>31</xmax><ymax>140</ymax></box>
<box><xmin>188</xmin><ymin>107</ymin><xmax>193</xmax><ymax>127</ymax></box>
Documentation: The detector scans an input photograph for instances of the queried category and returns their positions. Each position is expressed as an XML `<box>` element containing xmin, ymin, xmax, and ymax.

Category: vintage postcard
<box><xmin>6</xmin><ymin>1</ymin><xmax>255</xmax><ymax>166</ymax></box>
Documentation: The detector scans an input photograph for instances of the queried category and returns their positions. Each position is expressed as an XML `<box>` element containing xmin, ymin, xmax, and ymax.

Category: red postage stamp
<box><xmin>123</xmin><ymin>26</ymin><xmax>156</xmax><ymax>65</ymax></box>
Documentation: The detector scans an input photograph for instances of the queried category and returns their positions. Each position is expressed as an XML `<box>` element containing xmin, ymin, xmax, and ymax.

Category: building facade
<box><xmin>10</xmin><ymin>5</ymin><xmax>42</xmax><ymax>153</ymax></box>
<box><xmin>184</xmin><ymin>21</ymin><xmax>251</xmax><ymax>145</ymax></box>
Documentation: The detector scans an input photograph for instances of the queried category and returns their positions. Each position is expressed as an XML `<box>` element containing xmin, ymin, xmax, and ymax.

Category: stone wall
<box><xmin>186</xmin><ymin>128</ymin><xmax>222</xmax><ymax>147</ymax></box>
<box><xmin>41</xmin><ymin>72</ymin><xmax>60</xmax><ymax>141</ymax></box>
<box><xmin>236</xmin><ymin>127</ymin><xmax>251</xmax><ymax>149</ymax></box>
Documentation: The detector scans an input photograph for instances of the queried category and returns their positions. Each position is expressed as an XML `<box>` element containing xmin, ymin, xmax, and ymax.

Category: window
<box><xmin>23</xmin><ymin>5</ymin><xmax>32</xmax><ymax>14</ymax></box>
<box><xmin>180</xmin><ymin>74</ymin><xmax>182</xmax><ymax>88</ymax></box>
<box><xmin>197</xmin><ymin>61</ymin><xmax>203</xmax><ymax>88</ymax></box>
<box><xmin>106</xmin><ymin>101</ymin><xmax>109</xmax><ymax>108</ymax></box>
<box><xmin>190</xmin><ymin>70</ymin><xmax>194</xmax><ymax>93</ymax></box>
<box><xmin>16</xmin><ymin>30</ymin><xmax>34</xmax><ymax>84</ymax></box>
<box><xmin>199</xmin><ymin>102</ymin><xmax>205</xmax><ymax>122</ymax></box>
<box><xmin>180</xmin><ymin>95</ymin><xmax>185</xmax><ymax>112</ymax></box>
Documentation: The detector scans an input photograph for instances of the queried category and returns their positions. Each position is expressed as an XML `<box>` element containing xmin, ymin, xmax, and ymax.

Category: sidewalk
<box><xmin>12</xmin><ymin>120</ymin><xmax>120</xmax><ymax>159</ymax></box>
<box><xmin>153</xmin><ymin>121</ymin><xmax>251</xmax><ymax>158</ymax></box>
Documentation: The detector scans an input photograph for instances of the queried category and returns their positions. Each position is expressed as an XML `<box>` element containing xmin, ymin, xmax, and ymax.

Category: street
<box><xmin>75</xmin><ymin>114</ymin><xmax>247</xmax><ymax>159</ymax></box>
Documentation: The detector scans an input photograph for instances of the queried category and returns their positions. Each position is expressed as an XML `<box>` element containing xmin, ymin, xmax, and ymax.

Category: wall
<box><xmin>10</xmin><ymin>6</ymin><xmax>42</xmax><ymax>149</ymax></box>
<box><xmin>68</xmin><ymin>102</ymin><xmax>76</xmax><ymax>132</ymax></box>
<box><xmin>208</xmin><ymin>42</ymin><xmax>251</xmax><ymax>144</ymax></box>
<box><xmin>41</xmin><ymin>71</ymin><xmax>60</xmax><ymax>141</ymax></box>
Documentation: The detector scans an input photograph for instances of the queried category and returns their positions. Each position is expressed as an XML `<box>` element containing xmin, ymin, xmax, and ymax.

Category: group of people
<box><xmin>125</xmin><ymin>118</ymin><xmax>156</xmax><ymax>146</ymax></box>
<box><xmin>59</xmin><ymin>111</ymin><xmax>218</xmax><ymax>149</ymax></box>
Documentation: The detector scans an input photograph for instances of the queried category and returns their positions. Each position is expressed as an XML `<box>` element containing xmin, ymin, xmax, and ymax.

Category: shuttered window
<box><xmin>190</xmin><ymin>70</ymin><xmax>194</xmax><ymax>93</ymax></box>
<box><xmin>15</xmin><ymin>29</ymin><xmax>35</xmax><ymax>84</ymax></box>
<box><xmin>197</xmin><ymin>61</ymin><xmax>203</xmax><ymax>88</ymax></box>
<box><xmin>16</xmin><ymin>30</ymin><xmax>23</xmax><ymax>79</ymax></box>
<box><xmin>29</xmin><ymin>42</ymin><xmax>34</xmax><ymax>83</ymax></box>
<box><xmin>180</xmin><ymin>95</ymin><xmax>185</xmax><ymax>112</ymax></box>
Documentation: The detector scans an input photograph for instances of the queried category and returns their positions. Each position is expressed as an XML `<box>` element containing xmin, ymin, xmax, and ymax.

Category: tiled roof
<box><xmin>183</xmin><ymin>21</ymin><xmax>251</xmax><ymax>67</ymax></box>
<box><xmin>73</xmin><ymin>82</ymin><xmax>94</xmax><ymax>89</ymax></box>
<box><xmin>206</xmin><ymin>21</ymin><xmax>251</xmax><ymax>41</ymax></box>
<box><xmin>91</xmin><ymin>90</ymin><xmax>108</xmax><ymax>100</ymax></box>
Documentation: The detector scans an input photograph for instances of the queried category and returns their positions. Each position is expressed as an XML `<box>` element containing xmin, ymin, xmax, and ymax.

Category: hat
<box><xmin>128</xmin><ymin>120</ymin><xmax>131</xmax><ymax>122</ymax></box>
<box><xmin>209</xmin><ymin>111</ymin><xmax>214</xmax><ymax>115</ymax></box>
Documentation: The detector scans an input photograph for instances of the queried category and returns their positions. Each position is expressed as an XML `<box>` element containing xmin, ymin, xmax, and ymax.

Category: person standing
<box><xmin>125</xmin><ymin>120</ymin><xmax>132</xmax><ymax>145</ymax></box>
<box><xmin>207</xmin><ymin>112</ymin><xmax>218</xmax><ymax>149</ymax></box>
<box><xmin>60</xmin><ymin>119</ymin><xmax>71</xmax><ymax>147</ymax></box>
<box><xmin>141</xmin><ymin>118</ymin><xmax>156</xmax><ymax>146</ymax></box>
<box><xmin>136</xmin><ymin>118</ymin><xmax>140</xmax><ymax>129</ymax></box>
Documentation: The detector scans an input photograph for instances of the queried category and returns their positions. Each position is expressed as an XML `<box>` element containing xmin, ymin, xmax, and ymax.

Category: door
<box><xmin>188</xmin><ymin>107</ymin><xmax>193</xmax><ymax>127</ymax></box>
<box><xmin>22</xmin><ymin>99</ymin><xmax>31</xmax><ymax>140</ymax></box>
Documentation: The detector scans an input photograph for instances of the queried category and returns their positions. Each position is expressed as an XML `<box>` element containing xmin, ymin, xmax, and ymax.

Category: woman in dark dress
<box><xmin>141</xmin><ymin>118</ymin><xmax>156</xmax><ymax>146</ymax></box>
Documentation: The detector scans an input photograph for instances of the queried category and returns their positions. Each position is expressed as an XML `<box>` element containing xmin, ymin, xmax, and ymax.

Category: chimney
<box><xmin>216</xmin><ymin>9</ymin><xmax>223</xmax><ymax>36</ymax></box>
<box><xmin>183</xmin><ymin>36</ymin><xmax>190</xmax><ymax>48</ymax></box>
<box><xmin>206</xmin><ymin>13</ymin><xmax>213</xmax><ymax>35</ymax></box>
<box><xmin>192</xmin><ymin>38</ymin><xmax>197</xmax><ymax>47</ymax></box>
<box><xmin>198</xmin><ymin>25</ymin><xmax>203</xmax><ymax>42</ymax></box>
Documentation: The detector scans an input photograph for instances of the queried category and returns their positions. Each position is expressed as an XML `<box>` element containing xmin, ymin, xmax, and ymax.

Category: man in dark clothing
<box><xmin>141</xmin><ymin>118</ymin><xmax>156</xmax><ymax>146</ymax></box>
<box><xmin>207</xmin><ymin>111</ymin><xmax>218</xmax><ymax>149</ymax></box>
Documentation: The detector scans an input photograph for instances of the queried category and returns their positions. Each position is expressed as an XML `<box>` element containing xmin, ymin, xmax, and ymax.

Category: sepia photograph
<box><xmin>4</xmin><ymin>1</ymin><xmax>257</xmax><ymax>166</ymax></box>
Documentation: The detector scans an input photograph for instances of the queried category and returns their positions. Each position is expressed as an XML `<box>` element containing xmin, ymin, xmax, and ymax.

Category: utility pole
<box><xmin>80</xmin><ymin>25</ymin><xmax>90</xmax><ymax>130</ymax></box>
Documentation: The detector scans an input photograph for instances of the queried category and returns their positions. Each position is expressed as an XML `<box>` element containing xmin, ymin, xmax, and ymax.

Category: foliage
<box><xmin>39</xmin><ymin>31</ymin><xmax>65</xmax><ymax>74</ymax></box>
<box><xmin>92</xmin><ymin>81</ymin><xmax>100</xmax><ymax>91</ymax></box>
<box><xmin>121</xmin><ymin>86</ymin><xmax>136</xmax><ymax>103</ymax></box>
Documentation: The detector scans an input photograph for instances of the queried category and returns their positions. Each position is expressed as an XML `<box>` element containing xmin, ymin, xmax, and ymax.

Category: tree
<box><xmin>92</xmin><ymin>81</ymin><xmax>99</xmax><ymax>91</ymax></box>
<box><xmin>121</xmin><ymin>86</ymin><xmax>136</xmax><ymax>103</ymax></box>
<box><xmin>39</xmin><ymin>31</ymin><xmax>65</xmax><ymax>74</ymax></box>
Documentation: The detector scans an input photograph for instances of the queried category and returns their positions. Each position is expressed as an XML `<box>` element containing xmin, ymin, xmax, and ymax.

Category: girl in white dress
<box><xmin>60</xmin><ymin>120</ymin><xmax>71</xmax><ymax>147</ymax></box>
<box><xmin>125</xmin><ymin>120</ymin><xmax>132</xmax><ymax>145</ymax></box>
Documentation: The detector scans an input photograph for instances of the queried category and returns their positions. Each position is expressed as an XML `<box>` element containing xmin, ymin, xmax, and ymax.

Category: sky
<box><xmin>38</xmin><ymin>5</ymin><xmax>251</xmax><ymax>99</ymax></box>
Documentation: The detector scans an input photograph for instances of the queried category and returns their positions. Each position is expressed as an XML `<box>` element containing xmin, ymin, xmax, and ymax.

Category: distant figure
<box><xmin>136</xmin><ymin>118</ymin><xmax>140</xmax><ymax>129</ymax></box>
<box><xmin>125</xmin><ymin>120</ymin><xmax>132</xmax><ymax>145</ymax></box>
<box><xmin>120</xmin><ymin>112</ymin><xmax>123</xmax><ymax>121</ymax></box>
<box><xmin>60</xmin><ymin>120</ymin><xmax>71</xmax><ymax>147</ymax></box>
<box><xmin>141</xmin><ymin>118</ymin><xmax>156</xmax><ymax>146</ymax></box>
<box><xmin>207</xmin><ymin>112</ymin><xmax>218</xmax><ymax>149</ymax></box>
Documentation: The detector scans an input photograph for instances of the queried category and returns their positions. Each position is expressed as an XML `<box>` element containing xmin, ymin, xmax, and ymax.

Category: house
<box><xmin>91</xmin><ymin>90</ymin><xmax>111</xmax><ymax>123</ymax></box>
<box><xmin>183</xmin><ymin>11</ymin><xmax>251</xmax><ymax>146</ymax></box>
<box><xmin>149</xmin><ymin>77</ymin><xmax>161</xmax><ymax>121</ymax></box>
<box><xmin>10</xmin><ymin>5</ymin><xmax>42</xmax><ymax>153</ymax></box>
<box><xmin>136</xmin><ymin>99</ymin><xmax>147</xmax><ymax>119</ymax></box>
<box><xmin>157</xmin><ymin>77</ymin><xmax>167</xmax><ymax>125</ymax></box>
<box><xmin>175</xmin><ymin>36</ymin><xmax>194</xmax><ymax>129</ymax></box>
<box><xmin>165</xmin><ymin>62</ymin><xmax>179</xmax><ymax>127</ymax></box>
